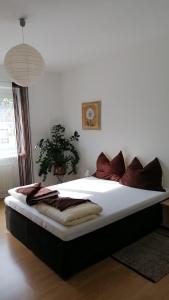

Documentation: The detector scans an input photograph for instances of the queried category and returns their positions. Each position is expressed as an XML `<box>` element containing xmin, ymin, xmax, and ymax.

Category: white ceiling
<box><xmin>1</xmin><ymin>0</ymin><xmax>169</xmax><ymax>71</ymax></box>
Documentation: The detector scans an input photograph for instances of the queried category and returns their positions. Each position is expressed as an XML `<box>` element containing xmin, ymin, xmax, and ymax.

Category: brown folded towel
<box><xmin>16</xmin><ymin>183</ymin><xmax>59</xmax><ymax>206</ymax></box>
<box><xmin>17</xmin><ymin>182</ymin><xmax>42</xmax><ymax>198</ymax></box>
<box><xmin>27</xmin><ymin>192</ymin><xmax>59</xmax><ymax>206</ymax></box>
<box><xmin>27</xmin><ymin>187</ymin><xmax>59</xmax><ymax>199</ymax></box>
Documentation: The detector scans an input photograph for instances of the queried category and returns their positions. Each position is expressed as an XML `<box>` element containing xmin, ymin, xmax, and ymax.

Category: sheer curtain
<box><xmin>12</xmin><ymin>83</ymin><xmax>33</xmax><ymax>185</ymax></box>
<box><xmin>0</xmin><ymin>82</ymin><xmax>19</xmax><ymax>198</ymax></box>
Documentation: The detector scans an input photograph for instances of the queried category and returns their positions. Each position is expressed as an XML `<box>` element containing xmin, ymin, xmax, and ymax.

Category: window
<box><xmin>0</xmin><ymin>84</ymin><xmax>17</xmax><ymax>159</ymax></box>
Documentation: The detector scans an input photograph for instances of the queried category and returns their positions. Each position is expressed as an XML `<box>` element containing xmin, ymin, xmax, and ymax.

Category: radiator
<box><xmin>0</xmin><ymin>157</ymin><xmax>19</xmax><ymax>199</ymax></box>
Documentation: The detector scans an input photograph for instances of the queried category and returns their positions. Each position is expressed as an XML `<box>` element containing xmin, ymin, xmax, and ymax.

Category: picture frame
<box><xmin>82</xmin><ymin>101</ymin><xmax>101</xmax><ymax>130</ymax></box>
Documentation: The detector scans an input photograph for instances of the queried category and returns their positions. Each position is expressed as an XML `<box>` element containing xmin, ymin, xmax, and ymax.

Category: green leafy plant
<box><xmin>36</xmin><ymin>124</ymin><xmax>80</xmax><ymax>181</ymax></box>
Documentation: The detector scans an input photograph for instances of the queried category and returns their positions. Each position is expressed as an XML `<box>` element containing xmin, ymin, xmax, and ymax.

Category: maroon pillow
<box><xmin>120</xmin><ymin>157</ymin><xmax>165</xmax><ymax>192</ymax></box>
<box><xmin>95</xmin><ymin>151</ymin><xmax>125</xmax><ymax>181</ymax></box>
<box><xmin>110</xmin><ymin>151</ymin><xmax>125</xmax><ymax>181</ymax></box>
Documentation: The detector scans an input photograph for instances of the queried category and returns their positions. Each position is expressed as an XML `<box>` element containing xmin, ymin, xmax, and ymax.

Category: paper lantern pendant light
<box><xmin>4</xmin><ymin>18</ymin><xmax>45</xmax><ymax>87</ymax></box>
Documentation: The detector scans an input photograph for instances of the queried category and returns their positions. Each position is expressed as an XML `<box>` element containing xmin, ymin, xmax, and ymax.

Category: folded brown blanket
<box><xmin>43</xmin><ymin>197</ymin><xmax>92</xmax><ymax>211</ymax></box>
<box><xmin>16</xmin><ymin>183</ymin><xmax>92</xmax><ymax>211</ymax></box>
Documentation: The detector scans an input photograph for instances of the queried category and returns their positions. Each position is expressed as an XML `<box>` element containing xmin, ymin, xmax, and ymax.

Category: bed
<box><xmin>5</xmin><ymin>177</ymin><xmax>169</xmax><ymax>278</ymax></box>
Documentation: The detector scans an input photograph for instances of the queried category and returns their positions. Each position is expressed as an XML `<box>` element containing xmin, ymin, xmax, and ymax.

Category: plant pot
<box><xmin>53</xmin><ymin>166</ymin><xmax>66</xmax><ymax>176</ymax></box>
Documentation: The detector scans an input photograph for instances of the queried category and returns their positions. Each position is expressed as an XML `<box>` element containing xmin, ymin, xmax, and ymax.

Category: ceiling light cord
<box><xmin>21</xmin><ymin>26</ymin><xmax>24</xmax><ymax>44</ymax></box>
<box><xmin>20</xmin><ymin>18</ymin><xmax>26</xmax><ymax>44</ymax></box>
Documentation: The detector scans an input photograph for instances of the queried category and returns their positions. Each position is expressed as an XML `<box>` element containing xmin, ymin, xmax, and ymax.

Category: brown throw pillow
<box><xmin>95</xmin><ymin>151</ymin><xmax>125</xmax><ymax>181</ymax></box>
<box><xmin>120</xmin><ymin>157</ymin><xmax>165</xmax><ymax>192</ymax></box>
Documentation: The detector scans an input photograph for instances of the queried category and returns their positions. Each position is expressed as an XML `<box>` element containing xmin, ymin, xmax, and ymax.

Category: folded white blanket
<box><xmin>35</xmin><ymin>202</ymin><xmax>102</xmax><ymax>226</ymax></box>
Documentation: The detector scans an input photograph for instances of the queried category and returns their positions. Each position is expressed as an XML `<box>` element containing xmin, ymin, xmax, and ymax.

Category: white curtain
<box><xmin>0</xmin><ymin>82</ymin><xmax>19</xmax><ymax>199</ymax></box>
<box><xmin>0</xmin><ymin>157</ymin><xmax>19</xmax><ymax>198</ymax></box>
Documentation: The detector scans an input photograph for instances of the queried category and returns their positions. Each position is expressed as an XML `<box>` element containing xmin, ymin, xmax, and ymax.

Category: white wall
<box><xmin>0</xmin><ymin>65</ymin><xmax>10</xmax><ymax>81</ymax></box>
<box><xmin>1</xmin><ymin>32</ymin><xmax>169</xmax><ymax>187</ymax></box>
<box><xmin>29</xmin><ymin>71</ymin><xmax>63</xmax><ymax>186</ymax></box>
<box><xmin>60</xmin><ymin>35</ymin><xmax>169</xmax><ymax>187</ymax></box>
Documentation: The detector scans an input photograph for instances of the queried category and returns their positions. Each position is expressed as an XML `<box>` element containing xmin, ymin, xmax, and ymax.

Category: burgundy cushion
<box><xmin>95</xmin><ymin>151</ymin><xmax>125</xmax><ymax>181</ymax></box>
<box><xmin>110</xmin><ymin>151</ymin><xmax>126</xmax><ymax>181</ymax></box>
<box><xmin>120</xmin><ymin>157</ymin><xmax>165</xmax><ymax>192</ymax></box>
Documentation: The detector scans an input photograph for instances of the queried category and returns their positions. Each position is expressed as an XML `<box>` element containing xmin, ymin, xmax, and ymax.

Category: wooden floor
<box><xmin>1</xmin><ymin>201</ymin><xmax>169</xmax><ymax>300</ymax></box>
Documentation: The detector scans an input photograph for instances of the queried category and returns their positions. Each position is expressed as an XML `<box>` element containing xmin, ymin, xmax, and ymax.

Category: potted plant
<box><xmin>36</xmin><ymin>124</ymin><xmax>80</xmax><ymax>181</ymax></box>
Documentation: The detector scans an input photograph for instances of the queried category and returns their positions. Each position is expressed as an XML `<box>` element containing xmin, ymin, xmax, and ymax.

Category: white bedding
<box><xmin>5</xmin><ymin>177</ymin><xmax>169</xmax><ymax>241</ymax></box>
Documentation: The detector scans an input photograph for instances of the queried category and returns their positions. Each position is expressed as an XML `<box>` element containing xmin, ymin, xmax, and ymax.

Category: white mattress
<box><xmin>5</xmin><ymin>177</ymin><xmax>169</xmax><ymax>241</ymax></box>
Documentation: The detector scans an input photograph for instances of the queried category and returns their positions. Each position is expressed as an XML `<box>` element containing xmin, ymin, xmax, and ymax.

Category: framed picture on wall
<box><xmin>82</xmin><ymin>101</ymin><xmax>101</xmax><ymax>130</ymax></box>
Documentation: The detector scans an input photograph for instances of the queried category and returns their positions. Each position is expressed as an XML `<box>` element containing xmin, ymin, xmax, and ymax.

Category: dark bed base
<box><xmin>5</xmin><ymin>203</ymin><xmax>162</xmax><ymax>279</ymax></box>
